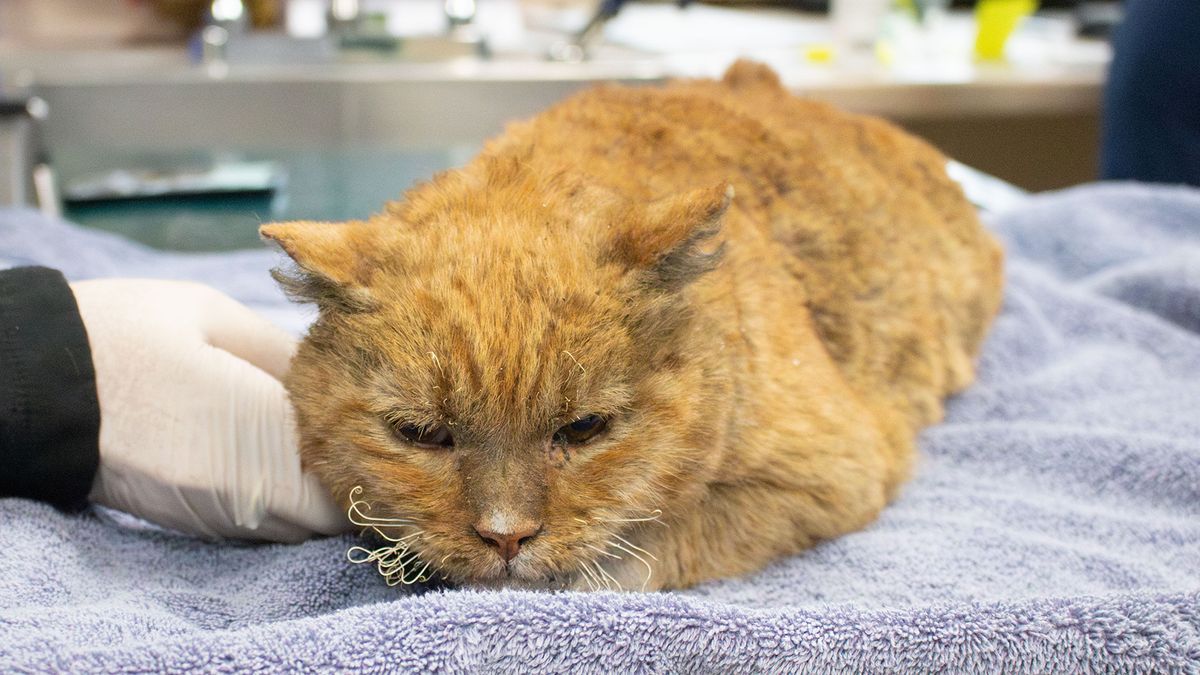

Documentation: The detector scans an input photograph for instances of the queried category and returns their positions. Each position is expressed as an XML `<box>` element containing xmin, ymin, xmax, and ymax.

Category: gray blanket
<box><xmin>1</xmin><ymin>183</ymin><xmax>1198</xmax><ymax>672</ymax></box>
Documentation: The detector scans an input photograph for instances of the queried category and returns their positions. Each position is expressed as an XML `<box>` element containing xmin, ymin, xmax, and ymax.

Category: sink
<box><xmin>56</xmin><ymin>146</ymin><xmax>474</xmax><ymax>251</ymax></box>
<box><xmin>15</xmin><ymin>7</ymin><xmax>676</xmax><ymax>249</ymax></box>
<box><xmin>30</xmin><ymin>60</ymin><xmax>658</xmax><ymax>250</ymax></box>
<box><xmin>3</xmin><ymin>2</ymin><xmax>1106</xmax><ymax>241</ymax></box>
<box><xmin>35</xmin><ymin>74</ymin><xmax>628</xmax><ymax>151</ymax></box>
<box><xmin>34</xmin><ymin>60</ymin><xmax>632</xmax><ymax>249</ymax></box>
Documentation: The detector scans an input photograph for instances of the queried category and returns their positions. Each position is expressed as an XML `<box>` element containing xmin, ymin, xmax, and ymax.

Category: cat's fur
<box><xmin>262</xmin><ymin>61</ymin><xmax>1004</xmax><ymax>591</ymax></box>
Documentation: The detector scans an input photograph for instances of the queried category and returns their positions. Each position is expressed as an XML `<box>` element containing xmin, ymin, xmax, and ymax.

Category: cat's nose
<box><xmin>474</xmin><ymin>521</ymin><xmax>541</xmax><ymax>563</ymax></box>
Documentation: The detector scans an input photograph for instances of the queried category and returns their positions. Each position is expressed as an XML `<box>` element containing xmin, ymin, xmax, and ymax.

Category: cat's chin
<box><xmin>450</xmin><ymin>558</ymin><xmax>583</xmax><ymax>592</ymax></box>
<box><xmin>459</xmin><ymin>576</ymin><xmax>568</xmax><ymax>591</ymax></box>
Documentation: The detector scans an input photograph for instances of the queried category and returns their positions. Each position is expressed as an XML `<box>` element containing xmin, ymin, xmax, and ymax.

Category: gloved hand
<box><xmin>70</xmin><ymin>279</ymin><xmax>348</xmax><ymax>543</ymax></box>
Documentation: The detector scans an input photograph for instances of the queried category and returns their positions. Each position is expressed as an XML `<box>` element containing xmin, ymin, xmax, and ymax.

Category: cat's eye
<box><xmin>553</xmin><ymin>414</ymin><xmax>608</xmax><ymax>445</ymax></box>
<box><xmin>391</xmin><ymin>422</ymin><xmax>454</xmax><ymax>449</ymax></box>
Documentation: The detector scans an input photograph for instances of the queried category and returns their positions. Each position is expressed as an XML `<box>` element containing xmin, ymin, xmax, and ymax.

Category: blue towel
<box><xmin>2</xmin><ymin>182</ymin><xmax>1198</xmax><ymax>672</ymax></box>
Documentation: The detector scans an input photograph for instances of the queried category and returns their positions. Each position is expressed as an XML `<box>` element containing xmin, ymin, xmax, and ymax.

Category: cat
<box><xmin>262</xmin><ymin>60</ymin><xmax>1004</xmax><ymax>591</ymax></box>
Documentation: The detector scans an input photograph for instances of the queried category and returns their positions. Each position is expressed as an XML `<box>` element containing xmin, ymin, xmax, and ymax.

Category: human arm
<box><xmin>0</xmin><ymin>268</ymin><xmax>348</xmax><ymax>541</ymax></box>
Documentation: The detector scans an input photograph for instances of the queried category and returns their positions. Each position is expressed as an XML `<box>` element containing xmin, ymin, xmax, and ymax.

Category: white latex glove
<box><xmin>70</xmin><ymin>279</ymin><xmax>348</xmax><ymax>543</ymax></box>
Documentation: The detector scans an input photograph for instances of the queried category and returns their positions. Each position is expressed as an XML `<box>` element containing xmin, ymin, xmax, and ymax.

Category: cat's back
<box><xmin>675</xmin><ymin>61</ymin><xmax>1005</xmax><ymax>431</ymax></box>
<box><xmin>495</xmin><ymin>61</ymin><xmax>1003</xmax><ymax>434</ymax></box>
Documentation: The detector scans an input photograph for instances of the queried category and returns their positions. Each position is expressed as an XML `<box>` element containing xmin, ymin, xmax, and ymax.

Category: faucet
<box><xmin>0</xmin><ymin>95</ymin><xmax>59</xmax><ymax>217</ymax></box>
<box><xmin>200</xmin><ymin>0</ymin><xmax>249</xmax><ymax>67</ymax></box>
<box><xmin>548</xmin><ymin>0</ymin><xmax>690</xmax><ymax>62</ymax></box>
<box><xmin>547</xmin><ymin>0</ymin><xmax>623</xmax><ymax>62</ymax></box>
<box><xmin>327</xmin><ymin>0</ymin><xmax>362</xmax><ymax>36</ymax></box>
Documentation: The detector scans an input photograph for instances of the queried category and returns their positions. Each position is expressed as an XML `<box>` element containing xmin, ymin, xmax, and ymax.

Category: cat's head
<box><xmin>263</xmin><ymin>164</ymin><xmax>733</xmax><ymax>589</ymax></box>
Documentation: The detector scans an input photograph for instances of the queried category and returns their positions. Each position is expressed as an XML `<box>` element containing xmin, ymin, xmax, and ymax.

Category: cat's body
<box><xmin>264</xmin><ymin>61</ymin><xmax>1003</xmax><ymax>591</ymax></box>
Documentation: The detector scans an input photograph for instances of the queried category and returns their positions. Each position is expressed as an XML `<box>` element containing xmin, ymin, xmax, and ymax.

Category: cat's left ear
<box><xmin>260</xmin><ymin>220</ymin><xmax>380</xmax><ymax>312</ymax></box>
<box><xmin>611</xmin><ymin>182</ymin><xmax>733</xmax><ymax>291</ymax></box>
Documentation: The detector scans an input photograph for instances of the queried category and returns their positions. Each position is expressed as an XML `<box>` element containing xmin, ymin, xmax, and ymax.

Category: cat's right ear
<box><xmin>260</xmin><ymin>220</ymin><xmax>379</xmax><ymax>312</ymax></box>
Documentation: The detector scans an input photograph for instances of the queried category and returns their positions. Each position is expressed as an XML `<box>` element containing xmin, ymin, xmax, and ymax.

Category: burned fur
<box><xmin>263</xmin><ymin>61</ymin><xmax>1004</xmax><ymax>591</ymax></box>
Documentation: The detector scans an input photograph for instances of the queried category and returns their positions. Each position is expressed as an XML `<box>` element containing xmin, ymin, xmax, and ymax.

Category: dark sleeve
<box><xmin>0</xmin><ymin>267</ymin><xmax>100</xmax><ymax>510</ymax></box>
<box><xmin>1100</xmin><ymin>0</ymin><xmax>1200</xmax><ymax>185</ymax></box>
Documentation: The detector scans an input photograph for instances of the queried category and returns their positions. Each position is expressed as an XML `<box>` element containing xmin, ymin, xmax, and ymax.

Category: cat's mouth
<box><xmin>344</xmin><ymin>488</ymin><xmax>563</xmax><ymax>588</ymax></box>
<box><xmin>441</xmin><ymin>536</ymin><xmax>590</xmax><ymax>590</ymax></box>
<box><xmin>345</xmin><ymin>487</ymin><xmax>661</xmax><ymax>591</ymax></box>
<box><xmin>353</xmin><ymin>529</ymin><xmax>653</xmax><ymax>591</ymax></box>
<box><xmin>452</xmin><ymin>528</ymin><xmax>660</xmax><ymax>592</ymax></box>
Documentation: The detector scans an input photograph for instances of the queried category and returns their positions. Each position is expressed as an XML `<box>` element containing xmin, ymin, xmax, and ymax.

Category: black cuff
<box><xmin>0</xmin><ymin>267</ymin><xmax>100</xmax><ymax>510</ymax></box>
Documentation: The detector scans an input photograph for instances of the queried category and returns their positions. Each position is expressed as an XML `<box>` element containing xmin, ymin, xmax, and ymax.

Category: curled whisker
<box><xmin>574</xmin><ymin>508</ymin><xmax>667</xmax><ymax>528</ymax></box>
<box><xmin>593</xmin><ymin>561</ymin><xmax>622</xmax><ymax>591</ymax></box>
<box><xmin>371</xmin><ymin>529</ymin><xmax>412</xmax><ymax>545</ymax></box>
<box><xmin>574</xmin><ymin>509</ymin><xmax>662</xmax><ymax>592</ymax></box>
<box><xmin>347</xmin><ymin>545</ymin><xmax>382</xmax><ymax>565</ymax></box>
<box><xmin>604</xmin><ymin>510</ymin><xmax>663</xmax><ymax>524</ymax></box>
<box><xmin>577</xmin><ymin>562</ymin><xmax>601</xmax><ymax>591</ymax></box>
<box><xmin>588</xmin><ymin>561</ymin><xmax>610</xmax><ymax>591</ymax></box>
<box><xmin>344</xmin><ymin>486</ymin><xmax>435</xmax><ymax>587</ymax></box>
<box><xmin>372</xmin><ymin>545</ymin><xmax>415</xmax><ymax>567</ymax></box>
<box><xmin>583</xmin><ymin>542</ymin><xmax>622</xmax><ymax>560</ymax></box>
<box><xmin>347</xmin><ymin>486</ymin><xmax>418</xmax><ymax>528</ymax></box>
<box><xmin>610</xmin><ymin>532</ymin><xmax>659</xmax><ymax>562</ymax></box>
<box><xmin>372</xmin><ymin>529</ymin><xmax>424</xmax><ymax>545</ymax></box>
<box><xmin>346</xmin><ymin>540</ymin><xmax>432</xmax><ymax>586</ymax></box>
<box><xmin>608</xmin><ymin>539</ymin><xmax>655</xmax><ymax>592</ymax></box>
<box><xmin>561</xmin><ymin>350</ymin><xmax>586</xmax><ymax>376</ymax></box>
<box><xmin>401</xmin><ymin>559</ymin><xmax>433</xmax><ymax>585</ymax></box>
<box><xmin>348</xmin><ymin>507</ymin><xmax>416</xmax><ymax>527</ymax></box>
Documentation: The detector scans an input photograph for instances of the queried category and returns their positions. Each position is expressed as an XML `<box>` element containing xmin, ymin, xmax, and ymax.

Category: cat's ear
<box><xmin>611</xmin><ymin>182</ymin><xmax>732</xmax><ymax>291</ymax></box>
<box><xmin>260</xmin><ymin>220</ymin><xmax>379</xmax><ymax>312</ymax></box>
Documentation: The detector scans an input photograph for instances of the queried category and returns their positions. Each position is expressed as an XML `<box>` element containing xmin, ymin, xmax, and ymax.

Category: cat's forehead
<box><xmin>362</xmin><ymin>260</ymin><xmax>634</xmax><ymax>434</ymax></box>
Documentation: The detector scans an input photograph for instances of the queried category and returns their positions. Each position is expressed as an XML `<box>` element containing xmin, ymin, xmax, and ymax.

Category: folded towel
<box><xmin>2</xmin><ymin>182</ymin><xmax>1198</xmax><ymax>672</ymax></box>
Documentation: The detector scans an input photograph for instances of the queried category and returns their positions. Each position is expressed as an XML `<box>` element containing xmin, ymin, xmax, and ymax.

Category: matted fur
<box><xmin>262</xmin><ymin>61</ymin><xmax>1003</xmax><ymax>591</ymax></box>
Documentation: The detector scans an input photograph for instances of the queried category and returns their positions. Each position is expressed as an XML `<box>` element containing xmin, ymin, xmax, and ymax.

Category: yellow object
<box><xmin>974</xmin><ymin>0</ymin><xmax>1037</xmax><ymax>61</ymax></box>
<box><xmin>875</xmin><ymin>40</ymin><xmax>896</xmax><ymax>67</ymax></box>
<box><xmin>805</xmin><ymin>44</ymin><xmax>836</xmax><ymax>63</ymax></box>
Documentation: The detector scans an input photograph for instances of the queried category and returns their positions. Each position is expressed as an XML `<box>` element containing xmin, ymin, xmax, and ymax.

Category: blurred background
<box><xmin>0</xmin><ymin>0</ymin><xmax>1132</xmax><ymax>250</ymax></box>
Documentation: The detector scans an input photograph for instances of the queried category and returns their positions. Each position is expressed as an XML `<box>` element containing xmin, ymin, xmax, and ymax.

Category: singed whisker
<box><xmin>347</xmin><ymin>487</ymin><xmax>418</xmax><ymax>528</ymax></box>
<box><xmin>583</xmin><ymin>542</ymin><xmax>623</xmax><ymax>560</ymax></box>
<box><xmin>589</xmin><ymin>561</ymin><xmax>611</xmax><ymax>591</ymax></box>
<box><xmin>573</xmin><ymin>508</ymin><xmax>664</xmax><ymax>592</ymax></box>
<box><xmin>345</xmin><ymin>486</ymin><xmax>437</xmax><ymax>587</ymax></box>
<box><xmin>609</xmin><ymin>540</ymin><xmax>655</xmax><ymax>592</ymax></box>
<box><xmin>577</xmin><ymin>560</ymin><xmax>603</xmax><ymax>591</ymax></box>
<box><xmin>389</xmin><ymin>530</ymin><xmax>425</xmax><ymax>543</ymax></box>
<box><xmin>402</xmin><ymin>559</ymin><xmax>433</xmax><ymax>585</ymax></box>
<box><xmin>372</xmin><ymin>528</ymin><xmax>422</xmax><ymax>544</ymax></box>
<box><xmin>371</xmin><ymin>548</ymin><xmax>406</xmax><ymax>567</ymax></box>
<box><xmin>593</xmin><ymin>561</ymin><xmax>622</xmax><ymax>591</ymax></box>
<box><xmin>610</xmin><ymin>533</ymin><xmax>659</xmax><ymax>562</ymax></box>
<box><xmin>561</xmin><ymin>350</ymin><xmax>586</xmax><ymax>376</ymax></box>
<box><xmin>577</xmin><ymin>563</ymin><xmax>601</xmax><ymax>591</ymax></box>
<box><xmin>351</xmin><ymin>512</ymin><xmax>418</xmax><ymax>527</ymax></box>
<box><xmin>575</xmin><ymin>508</ymin><xmax>667</xmax><ymax>528</ymax></box>
<box><xmin>347</xmin><ymin>545</ymin><xmax>382</xmax><ymax>565</ymax></box>
<box><xmin>604</xmin><ymin>510</ymin><xmax>663</xmax><ymax>524</ymax></box>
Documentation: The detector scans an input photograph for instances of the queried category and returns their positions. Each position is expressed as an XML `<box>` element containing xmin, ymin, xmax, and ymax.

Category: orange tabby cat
<box><xmin>262</xmin><ymin>61</ymin><xmax>1003</xmax><ymax>591</ymax></box>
